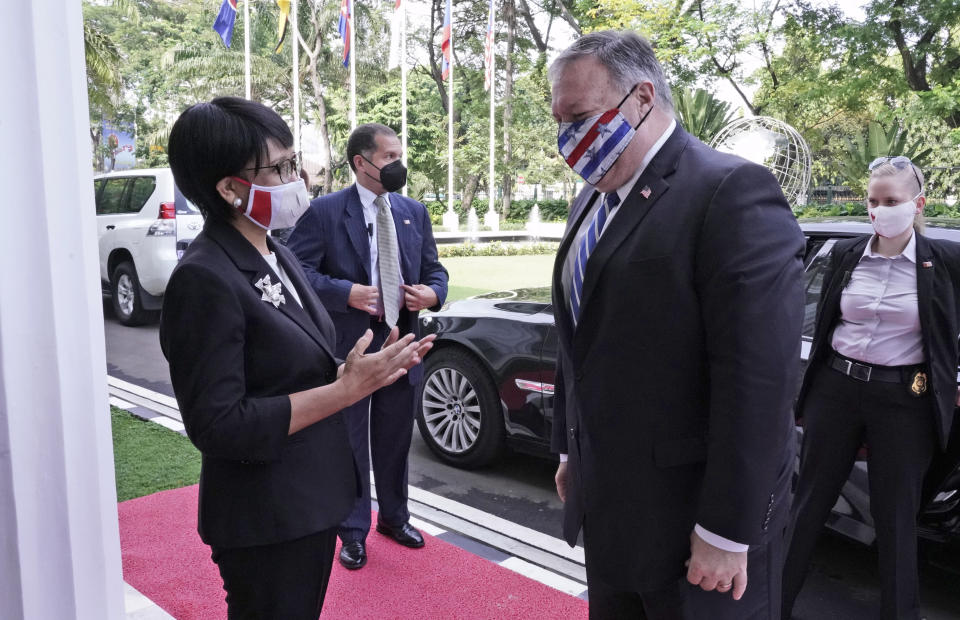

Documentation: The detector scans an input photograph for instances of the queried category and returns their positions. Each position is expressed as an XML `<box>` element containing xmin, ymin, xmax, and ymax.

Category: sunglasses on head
<box><xmin>869</xmin><ymin>155</ymin><xmax>922</xmax><ymax>193</ymax></box>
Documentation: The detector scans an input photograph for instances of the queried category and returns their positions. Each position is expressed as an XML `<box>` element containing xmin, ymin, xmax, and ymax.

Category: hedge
<box><xmin>437</xmin><ymin>241</ymin><xmax>560</xmax><ymax>258</ymax></box>
<box><xmin>794</xmin><ymin>202</ymin><xmax>958</xmax><ymax>218</ymax></box>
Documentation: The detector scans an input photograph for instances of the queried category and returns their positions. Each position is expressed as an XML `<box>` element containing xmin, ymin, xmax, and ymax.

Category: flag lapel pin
<box><xmin>922</xmin><ymin>260</ymin><xmax>933</xmax><ymax>268</ymax></box>
<box><xmin>403</xmin><ymin>219</ymin><xmax>411</xmax><ymax>225</ymax></box>
<box><xmin>640</xmin><ymin>186</ymin><xmax>652</xmax><ymax>199</ymax></box>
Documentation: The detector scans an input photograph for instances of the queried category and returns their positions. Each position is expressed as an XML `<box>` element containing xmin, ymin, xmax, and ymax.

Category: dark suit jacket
<box><xmin>800</xmin><ymin>233</ymin><xmax>960</xmax><ymax>451</ymax></box>
<box><xmin>286</xmin><ymin>185</ymin><xmax>448</xmax><ymax>384</ymax></box>
<box><xmin>551</xmin><ymin>126</ymin><xmax>805</xmax><ymax>591</ymax></box>
<box><xmin>159</xmin><ymin>219</ymin><xmax>358</xmax><ymax>549</ymax></box>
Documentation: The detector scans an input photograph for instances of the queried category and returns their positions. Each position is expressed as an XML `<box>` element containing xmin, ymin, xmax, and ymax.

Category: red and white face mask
<box><xmin>232</xmin><ymin>177</ymin><xmax>310</xmax><ymax>230</ymax></box>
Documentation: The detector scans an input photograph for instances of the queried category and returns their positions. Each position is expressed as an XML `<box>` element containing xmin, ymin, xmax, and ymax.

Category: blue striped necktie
<box><xmin>570</xmin><ymin>192</ymin><xmax>619</xmax><ymax>326</ymax></box>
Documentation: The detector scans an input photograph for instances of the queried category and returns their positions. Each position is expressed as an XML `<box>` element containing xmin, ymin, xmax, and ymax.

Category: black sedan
<box><xmin>416</xmin><ymin>219</ymin><xmax>960</xmax><ymax>548</ymax></box>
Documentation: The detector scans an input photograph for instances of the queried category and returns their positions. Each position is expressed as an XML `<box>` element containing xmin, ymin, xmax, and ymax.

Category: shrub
<box><xmin>437</xmin><ymin>241</ymin><xmax>560</xmax><ymax>258</ymax></box>
<box><xmin>425</xmin><ymin>198</ymin><xmax>570</xmax><ymax>226</ymax></box>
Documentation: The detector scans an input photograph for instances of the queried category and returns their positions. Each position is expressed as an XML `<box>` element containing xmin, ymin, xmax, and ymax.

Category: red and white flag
<box><xmin>388</xmin><ymin>0</ymin><xmax>403</xmax><ymax>69</ymax></box>
<box><xmin>483</xmin><ymin>0</ymin><xmax>495</xmax><ymax>91</ymax></box>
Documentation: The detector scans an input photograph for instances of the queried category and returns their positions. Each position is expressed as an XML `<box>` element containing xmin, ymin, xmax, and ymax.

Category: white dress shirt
<box><xmin>355</xmin><ymin>183</ymin><xmax>405</xmax><ymax>315</ymax></box>
<box><xmin>831</xmin><ymin>232</ymin><xmax>924</xmax><ymax>366</ymax></box>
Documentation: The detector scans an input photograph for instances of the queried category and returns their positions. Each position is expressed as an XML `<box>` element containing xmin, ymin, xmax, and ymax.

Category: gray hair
<box><xmin>548</xmin><ymin>30</ymin><xmax>675</xmax><ymax>115</ymax></box>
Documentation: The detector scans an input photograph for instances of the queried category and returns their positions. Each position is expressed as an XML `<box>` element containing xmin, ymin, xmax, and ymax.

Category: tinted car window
<box><xmin>97</xmin><ymin>178</ymin><xmax>128</xmax><ymax>215</ymax></box>
<box><xmin>802</xmin><ymin>239</ymin><xmax>837</xmax><ymax>339</ymax></box>
<box><xmin>174</xmin><ymin>186</ymin><xmax>200</xmax><ymax>215</ymax></box>
<box><xmin>127</xmin><ymin>177</ymin><xmax>157</xmax><ymax>213</ymax></box>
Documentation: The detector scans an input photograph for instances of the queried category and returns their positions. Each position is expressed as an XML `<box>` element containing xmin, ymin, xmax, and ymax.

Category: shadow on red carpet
<box><xmin>119</xmin><ymin>485</ymin><xmax>588</xmax><ymax>619</ymax></box>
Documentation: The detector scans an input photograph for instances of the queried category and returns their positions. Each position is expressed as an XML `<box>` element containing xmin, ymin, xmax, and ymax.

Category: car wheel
<box><xmin>110</xmin><ymin>261</ymin><xmax>152</xmax><ymax>326</ymax></box>
<box><xmin>416</xmin><ymin>348</ymin><xmax>505</xmax><ymax>469</ymax></box>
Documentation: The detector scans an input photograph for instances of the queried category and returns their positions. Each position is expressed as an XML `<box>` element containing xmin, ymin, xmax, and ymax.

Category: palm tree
<box><xmin>672</xmin><ymin>87</ymin><xmax>736</xmax><ymax>144</ymax></box>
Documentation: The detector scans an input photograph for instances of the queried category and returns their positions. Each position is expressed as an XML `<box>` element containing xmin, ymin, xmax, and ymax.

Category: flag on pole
<box><xmin>338</xmin><ymin>0</ymin><xmax>351</xmax><ymax>67</ymax></box>
<box><xmin>483</xmin><ymin>0</ymin><xmax>494</xmax><ymax>91</ymax></box>
<box><xmin>275</xmin><ymin>0</ymin><xmax>290</xmax><ymax>53</ymax></box>
<box><xmin>388</xmin><ymin>0</ymin><xmax>403</xmax><ymax>69</ymax></box>
<box><xmin>441</xmin><ymin>0</ymin><xmax>452</xmax><ymax>80</ymax></box>
<box><xmin>212</xmin><ymin>0</ymin><xmax>238</xmax><ymax>48</ymax></box>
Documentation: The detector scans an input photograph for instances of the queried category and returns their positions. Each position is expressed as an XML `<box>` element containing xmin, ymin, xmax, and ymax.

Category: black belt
<box><xmin>827</xmin><ymin>352</ymin><xmax>921</xmax><ymax>384</ymax></box>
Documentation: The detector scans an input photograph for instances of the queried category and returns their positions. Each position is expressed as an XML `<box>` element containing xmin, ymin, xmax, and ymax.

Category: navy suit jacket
<box><xmin>160</xmin><ymin>219</ymin><xmax>359</xmax><ymax>549</ymax></box>
<box><xmin>286</xmin><ymin>185</ymin><xmax>448</xmax><ymax>384</ymax></box>
<box><xmin>550</xmin><ymin>126</ymin><xmax>805</xmax><ymax>591</ymax></box>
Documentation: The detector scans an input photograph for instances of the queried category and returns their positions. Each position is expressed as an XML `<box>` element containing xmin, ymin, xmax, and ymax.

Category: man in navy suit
<box><xmin>549</xmin><ymin>31</ymin><xmax>804</xmax><ymax>618</ymax></box>
<box><xmin>287</xmin><ymin>123</ymin><xmax>448</xmax><ymax>570</ymax></box>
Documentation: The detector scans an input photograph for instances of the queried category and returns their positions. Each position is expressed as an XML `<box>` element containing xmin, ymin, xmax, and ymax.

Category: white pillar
<box><xmin>0</xmin><ymin>0</ymin><xmax>124</xmax><ymax>618</ymax></box>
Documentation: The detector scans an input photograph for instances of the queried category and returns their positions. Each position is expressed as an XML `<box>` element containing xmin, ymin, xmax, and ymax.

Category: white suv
<box><xmin>94</xmin><ymin>168</ymin><xmax>204</xmax><ymax>325</ymax></box>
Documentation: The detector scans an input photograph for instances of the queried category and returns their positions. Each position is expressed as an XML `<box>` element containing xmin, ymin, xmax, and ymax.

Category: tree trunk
<box><xmin>461</xmin><ymin>174</ymin><xmax>480</xmax><ymax>211</ymax></box>
<box><xmin>501</xmin><ymin>0</ymin><xmax>516</xmax><ymax>220</ymax></box>
<box><xmin>308</xmin><ymin>61</ymin><xmax>334</xmax><ymax>193</ymax></box>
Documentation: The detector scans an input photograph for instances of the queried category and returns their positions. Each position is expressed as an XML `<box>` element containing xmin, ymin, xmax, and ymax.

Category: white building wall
<box><xmin>0</xmin><ymin>0</ymin><xmax>124</xmax><ymax>618</ymax></box>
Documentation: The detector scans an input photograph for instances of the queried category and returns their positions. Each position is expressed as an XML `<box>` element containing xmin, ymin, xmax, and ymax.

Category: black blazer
<box><xmin>551</xmin><ymin>126</ymin><xmax>805</xmax><ymax>592</ymax></box>
<box><xmin>286</xmin><ymin>185</ymin><xmax>448</xmax><ymax>385</ymax></box>
<box><xmin>800</xmin><ymin>233</ymin><xmax>960</xmax><ymax>451</ymax></box>
<box><xmin>159</xmin><ymin>220</ymin><xmax>359</xmax><ymax>549</ymax></box>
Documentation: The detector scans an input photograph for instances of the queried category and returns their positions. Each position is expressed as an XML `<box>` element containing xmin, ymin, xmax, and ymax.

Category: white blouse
<box><xmin>831</xmin><ymin>232</ymin><xmax>924</xmax><ymax>366</ymax></box>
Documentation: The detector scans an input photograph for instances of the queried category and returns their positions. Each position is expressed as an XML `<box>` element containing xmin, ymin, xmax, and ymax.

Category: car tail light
<box><xmin>159</xmin><ymin>202</ymin><xmax>176</xmax><ymax>219</ymax></box>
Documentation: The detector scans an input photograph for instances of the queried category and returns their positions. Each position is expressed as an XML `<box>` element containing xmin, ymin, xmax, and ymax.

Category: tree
<box><xmin>672</xmin><ymin>87</ymin><xmax>735</xmax><ymax>144</ymax></box>
<box><xmin>837</xmin><ymin>120</ymin><xmax>933</xmax><ymax>191</ymax></box>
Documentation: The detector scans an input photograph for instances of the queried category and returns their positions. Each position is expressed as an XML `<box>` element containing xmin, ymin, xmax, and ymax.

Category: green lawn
<box><xmin>442</xmin><ymin>254</ymin><xmax>556</xmax><ymax>301</ymax></box>
<box><xmin>111</xmin><ymin>406</ymin><xmax>200</xmax><ymax>501</ymax></box>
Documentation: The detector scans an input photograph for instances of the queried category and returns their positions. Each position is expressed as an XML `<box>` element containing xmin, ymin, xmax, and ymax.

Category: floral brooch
<box><xmin>255</xmin><ymin>274</ymin><xmax>285</xmax><ymax>308</ymax></box>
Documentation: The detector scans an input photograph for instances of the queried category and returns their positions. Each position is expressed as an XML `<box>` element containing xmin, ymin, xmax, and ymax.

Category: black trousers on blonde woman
<box><xmin>782</xmin><ymin>364</ymin><xmax>936</xmax><ymax>620</ymax></box>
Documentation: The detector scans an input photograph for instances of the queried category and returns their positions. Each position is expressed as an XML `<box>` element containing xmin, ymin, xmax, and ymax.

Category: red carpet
<box><xmin>119</xmin><ymin>485</ymin><xmax>588</xmax><ymax>618</ymax></box>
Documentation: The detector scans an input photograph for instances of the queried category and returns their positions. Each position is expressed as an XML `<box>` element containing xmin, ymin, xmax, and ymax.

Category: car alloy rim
<box><xmin>116</xmin><ymin>274</ymin><xmax>135</xmax><ymax>316</ymax></box>
<box><xmin>421</xmin><ymin>367</ymin><xmax>482</xmax><ymax>454</ymax></box>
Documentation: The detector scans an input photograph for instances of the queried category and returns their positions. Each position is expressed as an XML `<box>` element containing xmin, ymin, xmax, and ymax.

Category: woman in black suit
<box><xmin>782</xmin><ymin>157</ymin><xmax>960</xmax><ymax>620</ymax></box>
<box><xmin>159</xmin><ymin>97</ymin><xmax>433</xmax><ymax>619</ymax></box>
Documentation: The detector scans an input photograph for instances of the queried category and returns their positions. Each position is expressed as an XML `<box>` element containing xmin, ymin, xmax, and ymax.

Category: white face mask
<box><xmin>867</xmin><ymin>193</ymin><xmax>920</xmax><ymax>238</ymax></box>
<box><xmin>233</xmin><ymin>178</ymin><xmax>310</xmax><ymax>230</ymax></box>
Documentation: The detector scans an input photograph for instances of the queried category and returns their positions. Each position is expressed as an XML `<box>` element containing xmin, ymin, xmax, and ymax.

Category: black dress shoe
<box><xmin>375</xmin><ymin>521</ymin><xmax>425</xmax><ymax>548</ymax></box>
<box><xmin>338</xmin><ymin>540</ymin><xmax>367</xmax><ymax>569</ymax></box>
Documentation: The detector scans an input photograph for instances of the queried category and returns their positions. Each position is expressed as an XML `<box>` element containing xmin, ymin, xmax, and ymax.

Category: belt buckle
<box><xmin>843</xmin><ymin>359</ymin><xmax>872</xmax><ymax>382</ymax></box>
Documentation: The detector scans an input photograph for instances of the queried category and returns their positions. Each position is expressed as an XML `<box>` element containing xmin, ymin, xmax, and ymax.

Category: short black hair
<box><xmin>167</xmin><ymin>97</ymin><xmax>293</xmax><ymax>223</ymax></box>
<box><xmin>346</xmin><ymin>123</ymin><xmax>397</xmax><ymax>172</ymax></box>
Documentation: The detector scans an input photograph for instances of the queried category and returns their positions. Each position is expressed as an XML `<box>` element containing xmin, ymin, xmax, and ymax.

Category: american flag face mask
<box><xmin>557</xmin><ymin>85</ymin><xmax>651</xmax><ymax>186</ymax></box>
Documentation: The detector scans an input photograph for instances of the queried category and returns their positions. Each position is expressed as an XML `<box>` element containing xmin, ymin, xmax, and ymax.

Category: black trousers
<box><xmin>211</xmin><ymin>528</ymin><xmax>338</xmax><ymax>620</ymax></box>
<box><xmin>584</xmin><ymin>524</ymin><xmax>786</xmax><ymax>620</ymax></box>
<box><xmin>782</xmin><ymin>363</ymin><xmax>936</xmax><ymax>620</ymax></box>
<box><xmin>338</xmin><ymin>320</ymin><xmax>417</xmax><ymax>543</ymax></box>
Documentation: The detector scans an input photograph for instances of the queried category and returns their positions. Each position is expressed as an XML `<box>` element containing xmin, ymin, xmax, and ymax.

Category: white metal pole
<box><xmin>244</xmin><ymin>0</ymin><xmax>251</xmax><ymax>99</ymax></box>
<box><xmin>291</xmin><ymin>0</ymin><xmax>300</xmax><ymax>151</ymax></box>
<box><xmin>349</xmin><ymin>0</ymin><xmax>356</xmax><ymax>130</ymax></box>
<box><xmin>447</xmin><ymin>41</ymin><xmax>454</xmax><ymax>216</ymax></box>
<box><xmin>401</xmin><ymin>0</ymin><xmax>408</xmax><ymax>196</ymax></box>
<box><xmin>487</xmin><ymin>45</ymin><xmax>496</xmax><ymax>228</ymax></box>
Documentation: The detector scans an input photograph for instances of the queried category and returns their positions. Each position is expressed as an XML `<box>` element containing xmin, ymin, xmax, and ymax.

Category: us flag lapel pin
<box><xmin>640</xmin><ymin>186</ymin><xmax>652</xmax><ymax>199</ymax></box>
<box><xmin>403</xmin><ymin>219</ymin><xmax>411</xmax><ymax>225</ymax></box>
<box><xmin>923</xmin><ymin>260</ymin><xmax>933</xmax><ymax>268</ymax></box>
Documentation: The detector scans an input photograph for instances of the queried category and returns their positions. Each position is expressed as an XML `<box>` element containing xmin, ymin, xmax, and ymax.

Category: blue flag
<box><xmin>213</xmin><ymin>0</ymin><xmax>238</xmax><ymax>48</ymax></box>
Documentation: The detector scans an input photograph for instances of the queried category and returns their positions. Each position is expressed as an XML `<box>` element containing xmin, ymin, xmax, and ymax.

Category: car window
<box><xmin>174</xmin><ymin>185</ymin><xmax>200</xmax><ymax>215</ymax></box>
<box><xmin>802</xmin><ymin>239</ymin><xmax>837</xmax><ymax>339</ymax></box>
<box><xmin>97</xmin><ymin>178</ymin><xmax>129</xmax><ymax>215</ymax></box>
<box><xmin>126</xmin><ymin>177</ymin><xmax>156</xmax><ymax>213</ymax></box>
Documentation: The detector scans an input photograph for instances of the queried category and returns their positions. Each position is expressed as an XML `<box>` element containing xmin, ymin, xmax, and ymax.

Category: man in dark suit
<box><xmin>287</xmin><ymin>123</ymin><xmax>448</xmax><ymax>570</ymax></box>
<box><xmin>549</xmin><ymin>31</ymin><xmax>805</xmax><ymax>618</ymax></box>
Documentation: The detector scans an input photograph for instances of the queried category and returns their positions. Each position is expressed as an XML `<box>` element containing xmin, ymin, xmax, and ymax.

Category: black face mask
<box><xmin>362</xmin><ymin>157</ymin><xmax>408</xmax><ymax>193</ymax></box>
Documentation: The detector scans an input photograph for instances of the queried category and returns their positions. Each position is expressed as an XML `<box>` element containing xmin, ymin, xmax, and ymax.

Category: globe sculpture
<box><xmin>710</xmin><ymin>116</ymin><xmax>812</xmax><ymax>206</ymax></box>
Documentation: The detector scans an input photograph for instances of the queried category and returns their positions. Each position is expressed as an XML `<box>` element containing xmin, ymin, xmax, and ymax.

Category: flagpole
<box><xmin>349</xmin><ymin>0</ymin><xmax>356</xmax><ymax>131</ymax></box>
<box><xmin>447</xmin><ymin>36</ymin><xmax>454</xmax><ymax>225</ymax></box>
<box><xmin>486</xmin><ymin>9</ymin><xmax>497</xmax><ymax>231</ymax></box>
<box><xmin>291</xmin><ymin>0</ymin><xmax>300</xmax><ymax>152</ymax></box>
<box><xmin>244</xmin><ymin>0</ymin><xmax>251</xmax><ymax>99</ymax></box>
<box><xmin>400</xmin><ymin>0</ymin><xmax>408</xmax><ymax>197</ymax></box>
